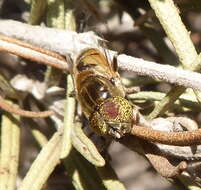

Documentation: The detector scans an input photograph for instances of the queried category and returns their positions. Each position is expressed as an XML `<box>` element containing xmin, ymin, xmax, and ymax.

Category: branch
<box><xmin>0</xmin><ymin>114</ymin><xmax>20</xmax><ymax>190</ymax></box>
<box><xmin>1</xmin><ymin>20</ymin><xmax>201</xmax><ymax>91</ymax></box>
<box><xmin>147</xmin><ymin>0</ymin><xmax>199</xmax><ymax>119</ymax></box>
<box><xmin>0</xmin><ymin>97</ymin><xmax>54</xmax><ymax>118</ymax></box>
<box><xmin>118</xmin><ymin>53</ymin><xmax>201</xmax><ymax>91</ymax></box>
<box><xmin>148</xmin><ymin>0</ymin><xmax>197</xmax><ymax>69</ymax></box>
<box><xmin>18</xmin><ymin>132</ymin><xmax>62</xmax><ymax>190</ymax></box>
<box><xmin>0</xmin><ymin>34</ymin><xmax>67</xmax><ymax>71</ymax></box>
<box><xmin>131</xmin><ymin>125</ymin><xmax>201</xmax><ymax>146</ymax></box>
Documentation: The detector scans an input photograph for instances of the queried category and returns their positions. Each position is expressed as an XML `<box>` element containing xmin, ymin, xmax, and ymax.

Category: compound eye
<box><xmin>99</xmin><ymin>96</ymin><xmax>133</xmax><ymax>123</ymax></box>
<box><xmin>101</xmin><ymin>100</ymin><xmax>119</xmax><ymax>120</ymax></box>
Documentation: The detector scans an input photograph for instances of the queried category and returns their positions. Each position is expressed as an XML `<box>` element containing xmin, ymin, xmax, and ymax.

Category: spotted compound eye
<box><xmin>89</xmin><ymin>96</ymin><xmax>133</xmax><ymax>137</ymax></box>
<box><xmin>99</xmin><ymin>96</ymin><xmax>133</xmax><ymax>123</ymax></box>
<box><xmin>101</xmin><ymin>100</ymin><xmax>119</xmax><ymax>120</ymax></box>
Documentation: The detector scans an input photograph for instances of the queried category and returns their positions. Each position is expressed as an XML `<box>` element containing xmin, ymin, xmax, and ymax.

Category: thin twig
<box><xmin>0</xmin><ymin>96</ymin><xmax>54</xmax><ymax>118</ymax></box>
<box><xmin>18</xmin><ymin>132</ymin><xmax>62</xmax><ymax>190</ymax></box>
<box><xmin>0</xmin><ymin>21</ymin><xmax>201</xmax><ymax>91</ymax></box>
<box><xmin>71</xmin><ymin>122</ymin><xmax>105</xmax><ymax>166</ymax></box>
<box><xmin>131</xmin><ymin>125</ymin><xmax>201</xmax><ymax>146</ymax></box>
<box><xmin>0</xmin><ymin>34</ymin><xmax>68</xmax><ymax>71</ymax></box>
<box><xmin>63</xmin><ymin>149</ymin><xmax>105</xmax><ymax>190</ymax></box>
<box><xmin>147</xmin><ymin>0</ymin><xmax>199</xmax><ymax>119</ymax></box>
<box><xmin>129</xmin><ymin>91</ymin><xmax>200</xmax><ymax>112</ymax></box>
<box><xmin>148</xmin><ymin>0</ymin><xmax>197</xmax><ymax>68</ymax></box>
<box><xmin>145</xmin><ymin>154</ymin><xmax>187</xmax><ymax>178</ymax></box>
<box><xmin>23</xmin><ymin>118</ymin><xmax>48</xmax><ymax>147</ymax></box>
<box><xmin>29</xmin><ymin>0</ymin><xmax>47</xmax><ymax>25</ymax></box>
<box><xmin>96</xmin><ymin>162</ymin><xmax>126</xmax><ymax>190</ymax></box>
<box><xmin>45</xmin><ymin>0</ymin><xmax>67</xmax><ymax>86</ymax></box>
<box><xmin>59</xmin><ymin>2</ymin><xmax>75</xmax><ymax>159</ymax></box>
<box><xmin>60</xmin><ymin>75</ymin><xmax>74</xmax><ymax>158</ymax></box>
<box><xmin>47</xmin><ymin>0</ymin><xmax>65</xmax><ymax>29</ymax></box>
<box><xmin>118</xmin><ymin>53</ymin><xmax>201</xmax><ymax>91</ymax></box>
<box><xmin>120</xmin><ymin>136</ymin><xmax>188</xmax><ymax>178</ymax></box>
<box><xmin>0</xmin><ymin>113</ymin><xmax>20</xmax><ymax>190</ymax></box>
<box><xmin>147</xmin><ymin>86</ymin><xmax>186</xmax><ymax>119</ymax></box>
<box><xmin>2</xmin><ymin>20</ymin><xmax>201</xmax><ymax>149</ymax></box>
<box><xmin>0</xmin><ymin>74</ymin><xmax>19</xmax><ymax>100</ymax></box>
<box><xmin>0</xmin><ymin>20</ymin><xmax>97</xmax><ymax>55</ymax></box>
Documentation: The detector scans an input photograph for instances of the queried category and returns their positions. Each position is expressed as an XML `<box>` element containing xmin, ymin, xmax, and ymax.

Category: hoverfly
<box><xmin>70</xmin><ymin>48</ymin><xmax>134</xmax><ymax>138</ymax></box>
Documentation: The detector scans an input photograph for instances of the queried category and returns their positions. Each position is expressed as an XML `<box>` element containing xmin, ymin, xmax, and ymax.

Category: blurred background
<box><xmin>0</xmin><ymin>0</ymin><xmax>201</xmax><ymax>189</ymax></box>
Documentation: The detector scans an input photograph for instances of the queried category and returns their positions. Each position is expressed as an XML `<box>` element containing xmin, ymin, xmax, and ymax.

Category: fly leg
<box><xmin>108</xmin><ymin>123</ymin><xmax>129</xmax><ymax>139</ymax></box>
